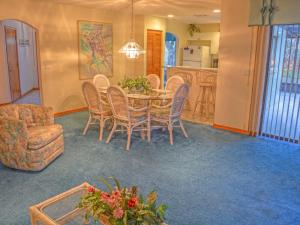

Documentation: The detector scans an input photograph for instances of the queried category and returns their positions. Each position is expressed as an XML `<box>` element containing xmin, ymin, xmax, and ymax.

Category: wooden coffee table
<box><xmin>29</xmin><ymin>182</ymin><xmax>105</xmax><ymax>225</ymax></box>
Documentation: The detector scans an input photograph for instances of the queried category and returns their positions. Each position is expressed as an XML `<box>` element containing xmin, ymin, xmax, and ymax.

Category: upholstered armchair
<box><xmin>0</xmin><ymin>104</ymin><xmax>64</xmax><ymax>171</ymax></box>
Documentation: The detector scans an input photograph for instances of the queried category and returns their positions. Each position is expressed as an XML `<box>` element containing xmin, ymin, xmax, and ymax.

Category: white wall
<box><xmin>193</xmin><ymin>32</ymin><xmax>220</xmax><ymax>55</ymax></box>
<box><xmin>166</xmin><ymin>20</ymin><xmax>188</xmax><ymax>65</ymax></box>
<box><xmin>0</xmin><ymin>19</ymin><xmax>38</xmax><ymax>103</ymax></box>
<box><xmin>214</xmin><ymin>0</ymin><xmax>255</xmax><ymax>131</ymax></box>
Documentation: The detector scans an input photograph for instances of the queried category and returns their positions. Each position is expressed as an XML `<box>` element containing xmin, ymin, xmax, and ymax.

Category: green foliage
<box><xmin>78</xmin><ymin>177</ymin><xmax>167</xmax><ymax>225</ymax></box>
<box><xmin>119</xmin><ymin>77</ymin><xmax>151</xmax><ymax>94</ymax></box>
<box><xmin>188</xmin><ymin>24</ymin><xmax>200</xmax><ymax>37</ymax></box>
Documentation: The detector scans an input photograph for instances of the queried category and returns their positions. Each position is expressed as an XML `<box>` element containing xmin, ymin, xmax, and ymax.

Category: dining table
<box><xmin>98</xmin><ymin>87</ymin><xmax>173</xmax><ymax>102</ymax></box>
<box><xmin>98</xmin><ymin>87</ymin><xmax>174</xmax><ymax>132</ymax></box>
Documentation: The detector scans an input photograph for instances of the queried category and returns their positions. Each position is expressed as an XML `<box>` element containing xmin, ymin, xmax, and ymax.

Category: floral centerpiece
<box><xmin>119</xmin><ymin>77</ymin><xmax>151</xmax><ymax>94</ymax></box>
<box><xmin>78</xmin><ymin>177</ymin><xmax>168</xmax><ymax>225</ymax></box>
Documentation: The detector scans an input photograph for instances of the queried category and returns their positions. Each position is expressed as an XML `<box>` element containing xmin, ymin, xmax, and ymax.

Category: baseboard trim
<box><xmin>0</xmin><ymin>102</ymin><xmax>11</xmax><ymax>107</ymax></box>
<box><xmin>54</xmin><ymin>107</ymin><xmax>87</xmax><ymax>117</ymax></box>
<box><xmin>20</xmin><ymin>88</ymin><xmax>37</xmax><ymax>99</ymax></box>
<box><xmin>213</xmin><ymin>123</ymin><xmax>250</xmax><ymax>135</ymax></box>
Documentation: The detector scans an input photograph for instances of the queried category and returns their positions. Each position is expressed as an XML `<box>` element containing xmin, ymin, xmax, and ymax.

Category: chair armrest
<box><xmin>31</xmin><ymin>106</ymin><xmax>54</xmax><ymax>125</ymax></box>
<box><xmin>0</xmin><ymin>117</ymin><xmax>28</xmax><ymax>151</ymax></box>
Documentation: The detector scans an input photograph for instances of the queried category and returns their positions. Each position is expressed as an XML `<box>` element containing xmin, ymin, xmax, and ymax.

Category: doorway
<box><xmin>260</xmin><ymin>25</ymin><xmax>300</xmax><ymax>143</ymax></box>
<box><xmin>4</xmin><ymin>26</ymin><xmax>21</xmax><ymax>101</ymax></box>
<box><xmin>0</xmin><ymin>19</ymin><xmax>41</xmax><ymax>105</ymax></box>
<box><xmin>164</xmin><ymin>32</ymin><xmax>177</xmax><ymax>85</ymax></box>
<box><xmin>147</xmin><ymin>29</ymin><xmax>162</xmax><ymax>79</ymax></box>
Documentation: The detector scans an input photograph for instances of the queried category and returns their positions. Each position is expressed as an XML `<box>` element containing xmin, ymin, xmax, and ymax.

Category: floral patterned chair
<box><xmin>0</xmin><ymin>104</ymin><xmax>64</xmax><ymax>171</ymax></box>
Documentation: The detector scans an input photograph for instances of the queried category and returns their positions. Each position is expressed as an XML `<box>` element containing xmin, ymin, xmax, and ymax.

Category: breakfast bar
<box><xmin>167</xmin><ymin>66</ymin><xmax>218</xmax><ymax>123</ymax></box>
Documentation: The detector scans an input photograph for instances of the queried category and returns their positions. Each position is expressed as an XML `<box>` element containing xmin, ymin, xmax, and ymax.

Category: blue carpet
<box><xmin>0</xmin><ymin>111</ymin><xmax>300</xmax><ymax>225</ymax></box>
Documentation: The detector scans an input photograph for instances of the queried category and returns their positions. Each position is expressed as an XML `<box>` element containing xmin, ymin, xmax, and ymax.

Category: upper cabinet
<box><xmin>249</xmin><ymin>0</ymin><xmax>300</xmax><ymax>26</ymax></box>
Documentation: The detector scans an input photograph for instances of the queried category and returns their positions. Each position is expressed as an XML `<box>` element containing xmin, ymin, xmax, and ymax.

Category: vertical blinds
<box><xmin>260</xmin><ymin>25</ymin><xmax>300</xmax><ymax>144</ymax></box>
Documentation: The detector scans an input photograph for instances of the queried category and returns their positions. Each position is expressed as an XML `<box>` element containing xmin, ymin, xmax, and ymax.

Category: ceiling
<box><xmin>49</xmin><ymin>0</ymin><xmax>221</xmax><ymax>24</ymax></box>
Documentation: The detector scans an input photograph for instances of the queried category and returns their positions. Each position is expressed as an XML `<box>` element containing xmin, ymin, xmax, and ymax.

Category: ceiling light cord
<box><xmin>131</xmin><ymin>0</ymin><xmax>134</xmax><ymax>39</ymax></box>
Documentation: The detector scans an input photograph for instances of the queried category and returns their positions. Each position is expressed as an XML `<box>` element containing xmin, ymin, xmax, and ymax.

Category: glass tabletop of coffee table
<box><xmin>29</xmin><ymin>183</ymin><xmax>103</xmax><ymax>225</ymax></box>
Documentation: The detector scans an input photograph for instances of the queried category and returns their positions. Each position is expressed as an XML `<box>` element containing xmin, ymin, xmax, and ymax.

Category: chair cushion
<box><xmin>28</xmin><ymin>124</ymin><xmax>63</xmax><ymax>150</ymax></box>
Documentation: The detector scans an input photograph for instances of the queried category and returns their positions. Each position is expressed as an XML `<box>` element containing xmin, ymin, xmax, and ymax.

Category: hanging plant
<box><xmin>188</xmin><ymin>24</ymin><xmax>200</xmax><ymax>37</ymax></box>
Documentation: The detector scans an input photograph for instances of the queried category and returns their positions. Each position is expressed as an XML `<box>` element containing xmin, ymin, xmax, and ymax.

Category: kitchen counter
<box><xmin>167</xmin><ymin>66</ymin><xmax>218</xmax><ymax>124</ymax></box>
<box><xmin>169</xmin><ymin>66</ymin><xmax>218</xmax><ymax>72</ymax></box>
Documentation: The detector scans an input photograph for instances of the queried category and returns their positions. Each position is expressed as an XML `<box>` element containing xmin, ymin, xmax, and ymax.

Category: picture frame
<box><xmin>78</xmin><ymin>20</ymin><xmax>113</xmax><ymax>80</ymax></box>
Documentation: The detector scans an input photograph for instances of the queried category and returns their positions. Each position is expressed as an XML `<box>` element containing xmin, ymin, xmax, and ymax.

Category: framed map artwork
<box><xmin>78</xmin><ymin>21</ymin><xmax>113</xmax><ymax>79</ymax></box>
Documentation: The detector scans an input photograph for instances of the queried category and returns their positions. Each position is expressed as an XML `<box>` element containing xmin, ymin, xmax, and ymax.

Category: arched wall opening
<box><xmin>0</xmin><ymin>19</ymin><xmax>42</xmax><ymax>105</ymax></box>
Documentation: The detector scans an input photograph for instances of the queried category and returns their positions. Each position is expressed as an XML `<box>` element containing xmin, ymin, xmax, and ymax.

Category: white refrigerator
<box><xmin>182</xmin><ymin>46</ymin><xmax>210</xmax><ymax>68</ymax></box>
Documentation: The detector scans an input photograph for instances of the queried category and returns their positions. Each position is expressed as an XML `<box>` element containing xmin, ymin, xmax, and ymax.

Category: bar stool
<box><xmin>173</xmin><ymin>71</ymin><xmax>193</xmax><ymax>110</ymax></box>
<box><xmin>193</xmin><ymin>73</ymin><xmax>216</xmax><ymax>118</ymax></box>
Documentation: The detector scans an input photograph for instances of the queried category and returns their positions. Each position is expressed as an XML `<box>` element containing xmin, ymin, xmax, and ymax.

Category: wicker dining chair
<box><xmin>147</xmin><ymin>74</ymin><xmax>160</xmax><ymax>89</ymax></box>
<box><xmin>106</xmin><ymin>86</ymin><xmax>151</xmax><ymax>150</ymax></box>
<box><xmin>82</xmin><ymin>82</ymin><xmax>112</xmax><ymax>141</ymax></box>
<box><xmin>151</xmin><ymin>83</ymin><xmax>189</xmax><ymax>145</ymax></box>
<box><xmin>93</xmin><ymin>74</ymin><xmax>110</xmax><ymax>89</ymax></box>
<box><xmin>93</xmin><ymin>74</ymin><xmax>110</xmax><ymax>104</ymax></box>
<box><xmin>165</xmin><ymin>75</ymin><xmax>185</xmax><ymax>94</ymax></box>
<box><xmin>172</xmin><ymin>71</ymin><xmax>193</xmax><ymax>110</ymax></box>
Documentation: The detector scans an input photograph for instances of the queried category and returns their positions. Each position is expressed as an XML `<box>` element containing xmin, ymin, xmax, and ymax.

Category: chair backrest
<box><xmin>170</xmin><ymin>83</ymin><xmax>189</xmax><ymax>118</ymax></box>
<box><xmin>93</xmin><ymin>74</ymin><xmax>110</xmax><ymax>90</ymax></box>
<box><xmin>82</xmin><ymin>82</ymin><xmax>102</xmax><ymax>113</ymax></box>
<box><xmin>166</xmin><ymin>75</ymin><xmax>185</xmax><ymax>94</ymax></box>
<box><xmin>107</xmin><ymin>86</ymin><xmax>129</xmax><ymax>120</ymax></box>
<box><xmin>147</xmin><ymin>74</ymin><xmax>160</xmax><ymax>89</ymax></box>
<box><xmin>173</xmin><ymin>72</ymin><xmax>193</xmax><ymax>86</ymax></box>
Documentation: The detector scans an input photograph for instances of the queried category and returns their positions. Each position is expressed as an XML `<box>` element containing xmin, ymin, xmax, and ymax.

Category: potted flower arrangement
<box><xmin>78</xmin><ymin>177</ymin><xmax>168</xmax><ymax>225</ymax></box>
<box><xmin>119</xmin><ymin>76</ymin><xmax>151</xmax><ymax>94</ymax></box>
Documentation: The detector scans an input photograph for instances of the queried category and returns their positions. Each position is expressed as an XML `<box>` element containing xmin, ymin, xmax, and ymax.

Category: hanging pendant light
<box><xmin>119</xmin><ymin>0</ymin><xmax>145</xmax><ymax>59</ymax></box>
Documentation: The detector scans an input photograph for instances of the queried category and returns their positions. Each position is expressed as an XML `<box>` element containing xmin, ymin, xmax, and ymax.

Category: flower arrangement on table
<box><xmin>78</xmin><ymin>177</ymin><xmax>168</xmax><ymax>225</ymax></box>
<box><xmin>119</xmin><ymin>76</ymin><xmax>151</xmax><ymax>94</ymax></box>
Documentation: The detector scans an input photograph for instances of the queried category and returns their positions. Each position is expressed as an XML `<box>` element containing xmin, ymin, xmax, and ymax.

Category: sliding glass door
<box><xmin>260</xmin><ymin>25</ymin><xmax>300</xmax><ymax>143</ymax></box>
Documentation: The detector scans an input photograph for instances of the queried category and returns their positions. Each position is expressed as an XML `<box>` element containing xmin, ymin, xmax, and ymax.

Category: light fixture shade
<box><xmin>119</xmin><ymin>40</ymin><xmax>145</xmax><ymax>59</ymax></box>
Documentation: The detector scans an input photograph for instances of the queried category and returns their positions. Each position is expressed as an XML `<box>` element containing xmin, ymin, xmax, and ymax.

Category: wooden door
<box><xmin>5</xmin><ymin>26</ymin><xmax>21</xmax><ymax>101</ymax></box>
<box><xmin>147</xmin><ymin>30</ymin><xmax>162</xmax><ymax>77</ymax></box>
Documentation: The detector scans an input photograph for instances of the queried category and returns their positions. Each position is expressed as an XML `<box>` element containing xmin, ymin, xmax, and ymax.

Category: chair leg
<box><xmin>106</xmin><ymin>121</ymin><xmax>117</xmax><ymax>144</ymax></box>
<box><xmin>126</xmin><ymin>127</ymin><xmax>132</xmax><ymax>150</ymax></box>
<box><xmin>168</xmin><ymin>124</ymin><xmax>174</xmax><ymax>145</ymax></box>
<box><xmin>99</xmin><ymin>115</ymin><xmax>104</xmax><ymax>141</ymax></box>
<box><xmin>141</xmin><ymin>128</ymin><xmax>146</xmax><ymax>140</ymax></box>
<box><xmin>83</xmin><ymin>114</ymin><xmax>92</xmax><ymax>135</ymax></box>
<box><xmin>179</xmin><ymin>120</ymin><xmax>188</xmax><ymax>138</ymax></box>
<box><xmin>147</xmin><ymin>119</ymin><xmax>151</xmax><ymax>143</ymax></box>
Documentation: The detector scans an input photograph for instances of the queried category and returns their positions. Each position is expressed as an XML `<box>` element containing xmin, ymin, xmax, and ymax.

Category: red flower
<box><xmin>87</xmin><ymin>186</ymin><xmax>95</xmax><ymax>193</ymax></box>
<box><xmin>128</xmin><ymin>197</ymin><xmax>138</xmax><ymax>208</ymax></box>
